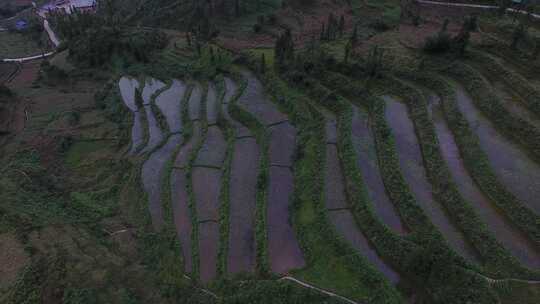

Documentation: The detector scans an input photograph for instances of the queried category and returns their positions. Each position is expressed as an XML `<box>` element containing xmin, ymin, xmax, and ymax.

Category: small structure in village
<box><xmin>40</xmin><ymin>0</ymin><xmax>96</xmax><ymax>16</ymax></box>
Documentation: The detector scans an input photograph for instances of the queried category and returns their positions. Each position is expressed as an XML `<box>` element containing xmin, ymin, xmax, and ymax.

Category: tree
<box><xmin>511</xmin><ymin>22</ymin><xmax>526</xmax><ymax>49</ymax></box>
<box><xmin>366</xmin><ymin>45</ymin><xmax>384</xmax><ymax>78</ymax></box>
<box><xmin>338</xmin><ymin>15</ymin><xmax>345</xmax><ymax>38</ymax></box>
<box><xmin>344</xmin><ymin>41</ymin><xmax>352</xmax><ymax>64</ymax></box>
<box><xmin>350</xmin><ymin>23</ymin><xmax>358</xmax><ymax>47</ymax></box>
<box><xmin>498</xmin><ymin>0</ymin><xmax>511</xmax><ymax>16</ymax></box>
<box><xmin>260</xmin><ymin>53</ymin><xmax>266</xmax><ymax>74</ymax></box>
<box><xmin>453</xmin><ymin>22</ymin><xmax>471</xmax><ymax>56</ymax></box>
<box><xmin>235</xmin><ymin>0</ymin><xmax>240</xmax><ymax>17</ymax></box>
<box><xmin>274</xmin><ymin>29</ymin><xmax>295</xmax><ymax>68</ymax></box>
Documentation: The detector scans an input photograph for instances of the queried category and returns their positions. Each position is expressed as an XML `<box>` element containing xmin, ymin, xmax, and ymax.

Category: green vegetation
<box><xmin>0</xmin><ymin>31</ymin><xmax>46</xmax><ymax>58</ymax></box>
<box><xmin>214</xmin><ymin>76</ymin><xmax>245</xmax><ymax>277</ymax></box>
<box><xmin>443</xmin><ymin>62</ymin><xmax>540</xmax><ymax>163</ymax></box>
<box><xmin>226</xmin><ymin>71</ymin><xmax>271</xmax><ymax>275</ymax></box>
<box><xmin>468</xmin><ymin>50</ymin><xmax>540</xmax><ymax>118</ymax></box>
<box><xmin>386</xmin><ymin>76</ymin><xmax>537</xmax><ymax>279</ymax></box>
<box><xmin>260</xmin><ymin>72</ymin><xmax>402</xmax><ymax>302</ymax></box>
<box><xmin>411</xmin><ymin>73</ymin><xmax>540</xmax><ymax>246</ymax></box>
<box><xmin>186</xmin><ymin>84</ymin><xmax>209</xmax><ymax>280</ymax></box>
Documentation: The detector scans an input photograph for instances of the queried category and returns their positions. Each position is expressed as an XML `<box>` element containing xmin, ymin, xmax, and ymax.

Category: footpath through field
<box><xmin>417</xmin><ymin>0</ymin><xmax>540</xmax><ymax>19</ymax></box>
<box><xmin>1</xmin><ymin>3</ymin><xmax>60</xmax><ymax>63</ymax></box>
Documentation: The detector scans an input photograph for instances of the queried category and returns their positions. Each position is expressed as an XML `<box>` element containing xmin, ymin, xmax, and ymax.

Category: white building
<box><xmin>40</xmin><ymin>0</ymin><xmax>96</xmax><ymax>16</ymax></box>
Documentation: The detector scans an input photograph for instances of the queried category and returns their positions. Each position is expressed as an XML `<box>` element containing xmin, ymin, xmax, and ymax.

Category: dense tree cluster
<box><xmin>320</xmin><ymin>13</ymin><xmax>346</xmax><ymax>41</ymax></box>
<box><xmin>50</xmin><ymin>0</ymin><xmax>168</xmax><ymax>66</ymax></box>
<box><xmin>423</xmin><ymin>17</ymin><xmax>475</xmax><ymax>56</ymax></box>
<box><xmin>275</xmin><ymin>29</ymin><xmax>295</xmax><ymax>68</ymax></box>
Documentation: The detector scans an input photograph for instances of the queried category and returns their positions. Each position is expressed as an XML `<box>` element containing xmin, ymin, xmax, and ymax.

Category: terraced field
<box><xmin>117</xmin><ymin>47</ymin><xmax>540</xmax><ymax>302</ymax></box>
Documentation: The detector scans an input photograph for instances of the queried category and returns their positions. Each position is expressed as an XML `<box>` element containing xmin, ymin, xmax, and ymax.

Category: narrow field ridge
<box><xmin>192</xmin><ymin>83</ymin><xmax>227</xmax><ymax>283</ymax></box>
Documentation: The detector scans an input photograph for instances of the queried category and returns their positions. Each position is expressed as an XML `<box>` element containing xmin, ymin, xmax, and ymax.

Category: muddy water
<box><xmin>129</xmin><ymin>111</ymin><xmax>145</xmax><ymax>154</ymax></box>
<box><xmin>227</xmin><ymin>137</ymin><xmax>260</xmax><ymax>274</ymax></box>
<box><xmin>238</xmin><ymin>71</ymin><xmax>288</xmax><ymax>126</ymax></box>
<box><xmin>194</xmin><ymin>126</ymin><xmax>227</xmax><ymax>168</ymax></box>
<box><xmin>171</xmin><ymin>168</ymin><xmax>193</xmax><ymax>273</ymax></box>
<box><xmin>227</xmin><ymin>73</ymin><xmax>304</xmax><ymax>273</ymax></box>
<box><xmin>222</xmin><ymin>78</ymin><xmax>260</xmax><ymax>274</ymax></box>
<box><xmin>174</xmin><ymin>121</ymin><xmax>202</xmax><ymax>169</ymax></box>
<box><xmin>155</xmin><ymin>79</ymin><xmax>186</xmax><ymax>133</ymax></box>
<box><xmin>452</xmin><ymin>83</ymin><xmax>540</xmax><ymax>215</ymax></box>
<box><xmin>199</xmin><ymin>221</ymin><xmax>219</xmax><ymax>283</ymax></box>
<box><xmin>142</xmin><ymin>134</ymin><xmax>183</xmax><ymax>229</ymax></box>
<box><xmin>325</xmin><ymin>140</ymin><xmax>401</xmax><ymax>283</ymax></box>
<box><xmin>267</xmin><ymin>118</ymin><xmax>305</xmax><ymax>273</ymax></box>
<box><xmin>383</xmin><ymin>97</ymin><xmax>478</xmax><ymax>262</ymax></box>
<box><xmin>268</xmin><ymin>122</ymin><xmax>296</xmax><ymax>167</ymax></box>
<box><xmin>491</xmin><ymin>81</ymin><xmax>540</xmax><ymax>130</ymax></box>
<box><xmin>192</xmin><ymin>168</ymin><xmax>222</xmax><ymax>222</ymax></box>
<box><xmin>222</xmin><ymin>78</ymin><xmax>252</xmax><ymax>138</ymax></box>
<box><xmin>119</xmin><ymin>76</ymin><xmax>140</xmax><ymax>112</ymax></box>
<box><xmin>350</xmin><ymin>106</ymin><xmax>408</xmax><ymax>235</ymax></box>
<box><xmin>189</xmin><ymin>84</ymin><xmax>203</xmax><ymax>121</ymax></box>
<box><xmin>140</xmin><ymin>105</ymin><xmax>164</xmax><ymax>154</ymax></box>
<box><xmin>267</xmin><ymin>166</ymin><xmax>305</xmax><ymax>273</ymax></box>
<box><xmin>118</xmin><ymin>77</ymin><xmax>145</xmax><ymax>154</ymax></box>
<box><xmin>327</xmin><ymin>210</ymin><xmax>401</xmax><ymax>284</ymax></box>
<box><xmin>325</xmin><ymin>144</ymin><xmax>348</xmax><ymax>210</ymax></box>
<box><xmin>207</xmin><ymin>83</ymin><xmax>219</xmax><ymax>125</ymax></box>
<box><xmin>141</xmin><ymin>78</ymin><xmax>166</xmax><ymax>105</ymax></box>
<box><xmin>428</xmin><ymin>93</ymin><xmax>540</xmax><ymax>269</ymax></box>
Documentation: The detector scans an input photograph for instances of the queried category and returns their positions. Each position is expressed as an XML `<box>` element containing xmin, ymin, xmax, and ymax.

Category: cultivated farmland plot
<box><xmin>117</xmin><ymin>59</ymin><xmax>540</xmax><ymax>302</ymax></box>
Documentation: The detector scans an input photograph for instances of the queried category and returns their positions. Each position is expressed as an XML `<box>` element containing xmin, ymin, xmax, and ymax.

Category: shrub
<box><xmin>369</xmin><ymin>19</ymin><xmax>391</xmax><ymax>32</ymax></box>
<box><xmin>423</xmin><ymin>32</ymin><xmax>452</xmax><ymax>53</ymax></box>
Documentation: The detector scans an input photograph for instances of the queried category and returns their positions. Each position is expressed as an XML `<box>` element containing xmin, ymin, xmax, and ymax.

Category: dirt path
<box><xmin>417</xmin><ymin>0</ymin><xmax>540</xmax><ymax>19</ymax></box>
<box><xmin>1</xmin><ymin>13</ymin><xmax>59</xmax><ymax>62</ymax></box>
<box><xmin>280</xmin><ymin>277</ymin><xmax>361</xmax><ymax>304</ymax></box>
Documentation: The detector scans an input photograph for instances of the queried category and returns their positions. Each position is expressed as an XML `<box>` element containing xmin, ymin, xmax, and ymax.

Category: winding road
<box><xmin>417</xmin><ymin>0</ymin><xmax>540</xmax><ymax>19</ymax></box>
<box><xmin>1</xmin><ymin>4</ymin><xmax>60</xmax><ymax>63</ymax></box>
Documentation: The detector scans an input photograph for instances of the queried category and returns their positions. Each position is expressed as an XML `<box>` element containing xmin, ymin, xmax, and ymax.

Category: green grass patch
<box><xmin>0</xmin><ymin>31</ymin><xmax>44</xmax><ymax>58</ymax></box>
<box><xmin>65</xmin><ymin>141</ymin><xmax>106</xmax><ymax>168</ymax></box>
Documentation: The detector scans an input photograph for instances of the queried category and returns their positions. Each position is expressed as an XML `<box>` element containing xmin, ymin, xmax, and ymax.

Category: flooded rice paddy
<box><xmin>324</xmin><ymin>117</ymin><xmax>400</xmax><ymax>283</ymax></box>
<box><xmin>383</xmin><ymin>96</ymin><xmax>478</xmax><ymax>262</ymax></box>
<box><xmin>350</xmin><ymin>106</ymin><xmax>408</xmax><ymax>235</ymax></box>
<box><xmin>452</xmin><ymin>83</ymin><xmax>540</xmax><ymax>215</ymax></box>
<box><xmin>427</xmin><ymin>92</ymin><xmax>540</xmax><ymax>269</ymax></box>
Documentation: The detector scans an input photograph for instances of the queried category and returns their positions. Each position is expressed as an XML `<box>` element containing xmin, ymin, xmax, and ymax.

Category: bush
<box><xmin>253</xmin><ymin>23</ymin><xmax>262</xmax><ymax>33</ymax></box>
<box><xmin>369</xmin><ymin>19</ymin><xmax>391</xmax><ymax>32</ymax></box>
<box><xmin>423</xmin><ymin>32</ymin><xmax>452</xmax><ymax>53</ymax></box>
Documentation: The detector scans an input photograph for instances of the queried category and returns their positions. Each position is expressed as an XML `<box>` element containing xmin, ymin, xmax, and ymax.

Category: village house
<box><xmin>40</xmin><ymin>0</ymin><xmax>96</xmax><ymax>16</ymax></box>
